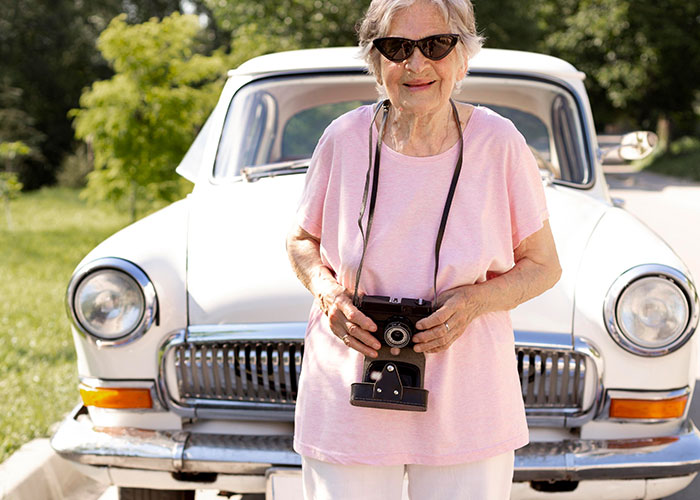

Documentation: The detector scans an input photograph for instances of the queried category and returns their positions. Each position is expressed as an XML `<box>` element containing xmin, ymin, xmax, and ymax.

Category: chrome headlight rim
<box><xmin>604</xmin><ymin>264</ymin><xmax>699</xmax><ymax>357</ymax></box>
<box><xmin>66</xmin><ymin>257</ymin><xmax>158</xmax><ymax>348</ymax></box>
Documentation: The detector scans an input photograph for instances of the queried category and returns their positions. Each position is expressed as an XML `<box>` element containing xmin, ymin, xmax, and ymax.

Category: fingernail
<box><xmin>373</xmin><ymin>343</ymin><xmax>381</xmax><ymax>349</ymax></box>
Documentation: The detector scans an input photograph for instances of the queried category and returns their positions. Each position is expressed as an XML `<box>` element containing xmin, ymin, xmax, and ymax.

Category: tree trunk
<box><xmin>130</xmin><ymin>181</ymin><xmax>137</xmax><ymax>222</ymax></box>
<box><xmin>656</xmin><ymin>114</ymin><xmax>671</xmax><ymax>152</ymax></box>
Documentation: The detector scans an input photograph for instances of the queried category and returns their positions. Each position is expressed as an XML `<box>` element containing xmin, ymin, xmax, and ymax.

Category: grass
<box><xmin>0</xmin><ymin>187</ymin><xmax>131</xmax><ymax>463</ymax></box>
<box><xmin>641</xmin><ymin>136</ymin><xmax>700</xmax><ymax>182</ymax></box>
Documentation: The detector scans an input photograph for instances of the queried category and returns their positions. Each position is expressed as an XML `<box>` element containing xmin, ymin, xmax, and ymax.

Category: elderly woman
<box><xmin>286</xmin><ymin>0</ymin><xmax>561</xmax><ymax>497</ymax></box>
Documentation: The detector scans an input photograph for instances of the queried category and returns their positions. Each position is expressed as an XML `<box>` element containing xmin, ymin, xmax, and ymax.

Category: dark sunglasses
<box><xmin>372</xmin><ymin>34</ymin><xmax>460</xmax><ymax>62</ymax></box>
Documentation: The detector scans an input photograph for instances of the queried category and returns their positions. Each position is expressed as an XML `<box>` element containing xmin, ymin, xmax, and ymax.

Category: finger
<box><xmin>390</xmin><ymin>347</ymin><xmax>401</xmax><ymax>356</ymax></box>
<box><xmin>415</xmin><ymin>307</ymin><xmax>452</xmax><ymax>331</ymax></box>
<box><xmin>414</xmin><ymin>334</ymin><xmax>453</xmax><ymax>353</ymax></box>
<box><xmin>345</xmin><ymin>321</ymin><xmax>381</xmax><ymax>350</ymax></box>
<box><xmin>412</xmin><ymin>320</ymin><xmax>453</xmax><ymax>344</ymax></box>
<box><xmin>339</xmin><ymin>298</ymin><xmax>377</xmax><ymax>332</ymax></box>
<box><xmin>344</xmin><ymin>334</ymin><xmax>378</xmax><ymax>358</ymax></box>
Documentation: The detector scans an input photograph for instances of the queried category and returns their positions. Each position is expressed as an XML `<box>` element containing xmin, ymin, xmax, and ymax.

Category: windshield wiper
<box><xmin>241</xmin><ymin>159</ymin><xmax>310</xmax><ymax>182</ymax></box>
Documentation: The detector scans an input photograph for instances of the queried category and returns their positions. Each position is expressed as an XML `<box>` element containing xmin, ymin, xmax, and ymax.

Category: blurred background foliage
<box><xmin>0</xmin><ymin>0</ymin><xmax>698</xmax><ymax>205</ymax></box>
<box><xmin>70</xmin><ymin>12</ymin><xmax>230</xmax><ymax>219</ymax></box>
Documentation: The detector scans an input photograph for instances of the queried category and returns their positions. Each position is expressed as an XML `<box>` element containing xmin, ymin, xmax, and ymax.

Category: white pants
<box><xmin>302</xmin><ymin>450</ymin><xmax>514</xmax><ymax>500</ymax></box>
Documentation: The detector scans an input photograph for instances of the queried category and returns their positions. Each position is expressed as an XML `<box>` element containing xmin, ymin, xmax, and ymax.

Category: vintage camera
<box><xmin>350</xmin><ymin>295</ymin><xmax>432</xmax><ymax>412</ymax></box>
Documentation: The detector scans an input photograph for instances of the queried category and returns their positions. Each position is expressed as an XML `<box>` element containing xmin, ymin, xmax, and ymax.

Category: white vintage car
<box><xmin>52</xmin><ymin>47</ymin><xmax>700</xmax><ymax>500</ymax></box>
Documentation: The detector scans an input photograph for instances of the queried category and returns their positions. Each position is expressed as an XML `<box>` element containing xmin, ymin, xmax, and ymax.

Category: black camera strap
<box><xmin>353</xmin><ymin>99</ymin><xmax>464</xmax><ymax>308</ymax></box>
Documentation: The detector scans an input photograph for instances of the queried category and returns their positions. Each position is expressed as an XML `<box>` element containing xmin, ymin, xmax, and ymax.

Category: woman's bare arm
<box><xmin>412</xmin><ymin>220</ymin><xmax>562</xmax><ymax>353</ymax></box>
<box><xmin>286</xmin><ymin>225</ymin><xmax>380</xmax><ymax>357</ymax></box>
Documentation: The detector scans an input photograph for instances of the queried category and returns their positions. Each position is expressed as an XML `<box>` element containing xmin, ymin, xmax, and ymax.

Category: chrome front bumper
<box><xmin>52</xmin><ymin>405</ymin><xmax>700</xmax><ymax>481</ymax></box>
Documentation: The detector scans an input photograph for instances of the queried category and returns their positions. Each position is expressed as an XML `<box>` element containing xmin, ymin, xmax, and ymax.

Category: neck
<box><xmin>384</xmin><ymin>101</ymin><xmax>456</xmax><ymax>157</ymax></box>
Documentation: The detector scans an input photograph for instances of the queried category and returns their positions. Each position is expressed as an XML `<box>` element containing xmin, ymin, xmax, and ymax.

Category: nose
<box><xmin>404</xmin><ymin>46</ymin><xmax>429</xmax><ymax>73</ymax></box>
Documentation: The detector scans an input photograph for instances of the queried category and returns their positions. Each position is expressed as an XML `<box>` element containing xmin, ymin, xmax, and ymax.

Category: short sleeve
<box><xmin>507</xmin><ymin>133</ymin><xmax>550</xmax><ymax>249</ymax></box>
<box><xmin>296</xmin><ymin>129</ymin><xmax>334</xmax><ymax>239</ymax></box>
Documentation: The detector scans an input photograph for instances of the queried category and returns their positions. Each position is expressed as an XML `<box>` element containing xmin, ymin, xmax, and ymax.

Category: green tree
<box><xmin>473</xmin><ymin>0</ymin><xmax>541</xmax><ymax>51</ymax></box>
<box><xmin>0</xmin><ymin>81</ymin><xmax>45</xmax><ymax>175</ymax></box>
<box><xmin>0</xmin><ymin>142</ymin><xmax>29</xmax><ymax>229</ymax></box>
<box><xmin>204</xmin><ymin>0</ymin><xmax>371</xmax><ymax>60</ymax></box>
<box><xmin>71</xmin><ymin>13</ymin><xmax>231</xmax><ymax>220</ymax></box>
<box><xmin>538</xmin><ymin>0</ymin><xmax>700</xmax><ymax>140</ymax></box>
<box><xmin>0</xmin><ymin>0</ymin><xmax>220</xmax><ymax>189</ymax></box>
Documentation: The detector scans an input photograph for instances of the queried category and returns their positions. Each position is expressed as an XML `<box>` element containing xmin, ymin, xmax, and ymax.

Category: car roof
<box><xmin>231</xmin><ymin>47</ymin><xmax>585</xmax><ymax>81</ymax></box>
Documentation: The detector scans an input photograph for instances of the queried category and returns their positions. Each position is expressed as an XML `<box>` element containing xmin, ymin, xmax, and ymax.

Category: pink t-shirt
<box><xmin>294</xmin><ymin>104</ymin><xmax>548</xmax><ymax>466</ymax></box>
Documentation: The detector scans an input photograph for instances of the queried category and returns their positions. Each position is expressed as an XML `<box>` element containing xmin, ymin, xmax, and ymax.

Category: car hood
<box><xmin>186</xmin><ymin>175</ymin><xmax>607</xmax><ymax>336</ymax></box>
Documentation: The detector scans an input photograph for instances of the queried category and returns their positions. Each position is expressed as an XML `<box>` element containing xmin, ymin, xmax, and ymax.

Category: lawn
<box><xmin>0</xmin><ymin>187</ymin><xmax>131</xmax><ymax>463</ymax></box>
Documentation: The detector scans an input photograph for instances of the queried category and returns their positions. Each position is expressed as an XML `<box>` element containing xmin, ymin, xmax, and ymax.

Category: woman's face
<box><xmin>378</xmin><ymin>0</ymin><xmax>468</xmax><ymax>116</ymax></box>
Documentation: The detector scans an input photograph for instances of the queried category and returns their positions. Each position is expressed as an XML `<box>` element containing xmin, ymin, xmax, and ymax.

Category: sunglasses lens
<box><xmin>374</xmin><ymin>38</ymin><xmax>414</xmax><ymax>62</ymax></box>
<box><xmin>420</xmin><ymin>35</ymin><xmax>458</xmax><ymax>60</ymax></box>
<box><xmin>374</xmin><ymin>35</ymin><xmax>459</xmax><ymax>62</ymax></box>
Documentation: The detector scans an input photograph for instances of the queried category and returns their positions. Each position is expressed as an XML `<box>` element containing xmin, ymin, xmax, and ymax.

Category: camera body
<box><xmin>350</xmin><ymin>295</ymin><xmax>432</xmax><ymax>411</ymax></box>
<box><xmin>359</xmin><ymin>295</ymin><xmax>433</xmax><ymax>348</ymax></box>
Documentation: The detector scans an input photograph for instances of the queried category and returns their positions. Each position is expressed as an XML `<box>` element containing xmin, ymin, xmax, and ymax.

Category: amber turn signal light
<box><xmin>610</xmin><ymin>395</ymin><xmax>688</xmax><ymax>419</ymax></box>
<box><xmin>79</xmin><ymin>383</ymin><xmax>153</xmax><ymax>409</ymax></box>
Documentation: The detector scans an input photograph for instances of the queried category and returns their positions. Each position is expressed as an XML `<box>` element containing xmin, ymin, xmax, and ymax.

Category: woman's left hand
<box><xmin>412</xmin><ymin>286</ymin><xmax>485</xmax><ymax>353</ymax></box>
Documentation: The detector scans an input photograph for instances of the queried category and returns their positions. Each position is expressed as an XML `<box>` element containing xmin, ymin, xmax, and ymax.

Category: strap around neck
<box><xmin>353</xmin><ymin>99</ymin><xmax>464</xmax><ymax>308</ymax></box>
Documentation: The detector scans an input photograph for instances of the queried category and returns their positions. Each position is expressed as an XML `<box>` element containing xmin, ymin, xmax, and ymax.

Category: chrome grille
<box><xmin>174</xmin><ymin>341</ymin><xmax>303</xmax><ymax>405</ymax></box>
<box><xmin>162</xmin><ymin>333</ymin><xmax>598</xmax><ymax>425</ymax></box>
<box><xmin>517</xmin><ymin>347</ymin><xmax>586</xmax><ymax>408</ymax></box>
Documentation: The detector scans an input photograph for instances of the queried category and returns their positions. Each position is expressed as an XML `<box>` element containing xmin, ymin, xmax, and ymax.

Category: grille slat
<box><xmin>250</xmin><ymin>346</ymin><xmax>260</xmax><ymax>398</ymax></box>
<box><xmin>533</xmin><ymin>353</ymin><xmax>542</xmax><ymax>404</ymax></box>
<box><xmin>238</xmin><ymin>346</ymin><xmax>248</xmax><ymax>398</ymax></box>
<box><xmin>215</xmin><ymin>348</ymin><xmax>225</xmax><ymax>398</ymax></box>
<box><xmin>168</xmin><ymin>341</ymin><xmax>591</xmax><ymax>415</ymax></box>
<box><xmin>272</xmin><ymin>349</ymin><xmax>282</xmax><ymax>400</ymax></box>
<box><xmin>226</xmin><ymin>347</ymin><xmax>237</xmax><ymax>397</ymax></box>
<box><xmin>205</xmin><ymin>349</ymin><xmax>216</xmax><ymax>397</ymax></box>
<box><xmin>260</xmin><ymin>349</ymin><xmax>270</xmax><ymax>400</ymax></box>
<box><xmin>282</xmin><ymin>350</ymin><xmax>292</xmax><ymax>401</ymax></box>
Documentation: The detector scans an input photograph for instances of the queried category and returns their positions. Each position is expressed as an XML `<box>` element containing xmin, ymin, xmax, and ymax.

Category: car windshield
<box><xmin>214</xmin><ymin>73</ymin><xmax>590</xmax><ymax>185</ymax></box>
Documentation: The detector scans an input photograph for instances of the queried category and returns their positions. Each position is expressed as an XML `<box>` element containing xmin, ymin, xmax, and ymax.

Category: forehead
<box><xmin>387</xmin><ymin>1</ymin><xmax>451</xmax><ymax>38</ymax></box>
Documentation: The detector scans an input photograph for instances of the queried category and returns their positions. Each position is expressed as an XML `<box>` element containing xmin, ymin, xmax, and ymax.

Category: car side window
<box><xmin>552</xmin><ymin>95</ymin><xmax>586</xmax><ymax>184</ymax></box>
<box><xmin>281</xmin><ymin>101</ymin><xmax>368</xmax><ymax>161</ymax></box>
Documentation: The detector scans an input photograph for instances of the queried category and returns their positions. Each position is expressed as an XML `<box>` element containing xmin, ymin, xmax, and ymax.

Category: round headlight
<box><xmin>67</xmin><ymin>258</ymin><xmax>157</xmax><ymax>347</ymax></box>
<box><xmin>75</xmin><ymin>270</ymin><xmax>145</xmax><ymax>339</ymax></box>
<box><xmin>617</xmin><ymin>277</ymin><xmax>688</xmax><ymax>348</ymax></box>
<box><xmin>605</xmin><ymin>265</ymin><xmax>699</xmax><ymax>356</ymax></box>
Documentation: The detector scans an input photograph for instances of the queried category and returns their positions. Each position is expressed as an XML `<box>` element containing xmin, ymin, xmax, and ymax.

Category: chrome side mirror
<box><xmin>618</xmin><ymin>131</ymin><xmax>658</xmax><ymax>161</ymax></box>
<box><xmin>598</xmin><ymin>131</ymin><xmax>659</xmax><ymax>164</ymax></box>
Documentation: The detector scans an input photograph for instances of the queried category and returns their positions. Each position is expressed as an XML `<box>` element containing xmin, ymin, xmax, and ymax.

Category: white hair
<box><xmin>357</xmin><ymin>0</ymin><xmax>485</xmax><ymax>83</ymax></box>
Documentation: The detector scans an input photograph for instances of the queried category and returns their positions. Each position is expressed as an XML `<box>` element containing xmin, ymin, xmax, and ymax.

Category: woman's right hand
<box><xmin>316</xmin><ymin>280</ymin><xmax>380</xmax><ymax>358</ymax></box>
<box><xmin>286</xmin><ymin>224</ymin><xmax>380</xmax><ymax>357</ymax></box>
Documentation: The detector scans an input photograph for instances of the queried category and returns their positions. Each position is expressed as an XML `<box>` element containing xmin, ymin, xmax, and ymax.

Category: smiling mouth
<box><xmin>404</xmin><ymin>80</ymin><xmax>435</xmax><ymax>89</ymax></box>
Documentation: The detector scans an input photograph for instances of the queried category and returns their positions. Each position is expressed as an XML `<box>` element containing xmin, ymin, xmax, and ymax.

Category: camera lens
<box><xmin>384</xmin><ymin>321</ymin><xmax>411</xmax><ymax>348</ymax></box>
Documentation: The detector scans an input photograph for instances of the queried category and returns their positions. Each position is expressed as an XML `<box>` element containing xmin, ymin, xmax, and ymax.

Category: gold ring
<box><xmin>445</xmin><ymin>322</ymin><xmax>450</xmax><ymax>332</ymax></box>
<box><xmin>342</xmin><ymin>334</ymin><xmax>351</xmax><ymax>345</ymax></box>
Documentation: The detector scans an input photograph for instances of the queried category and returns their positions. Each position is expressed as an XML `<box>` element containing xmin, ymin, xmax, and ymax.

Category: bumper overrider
<box><xmin>52</xmin><ymin>405</ymin><xmax>700</xmax><ymax>482</ymax></box>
